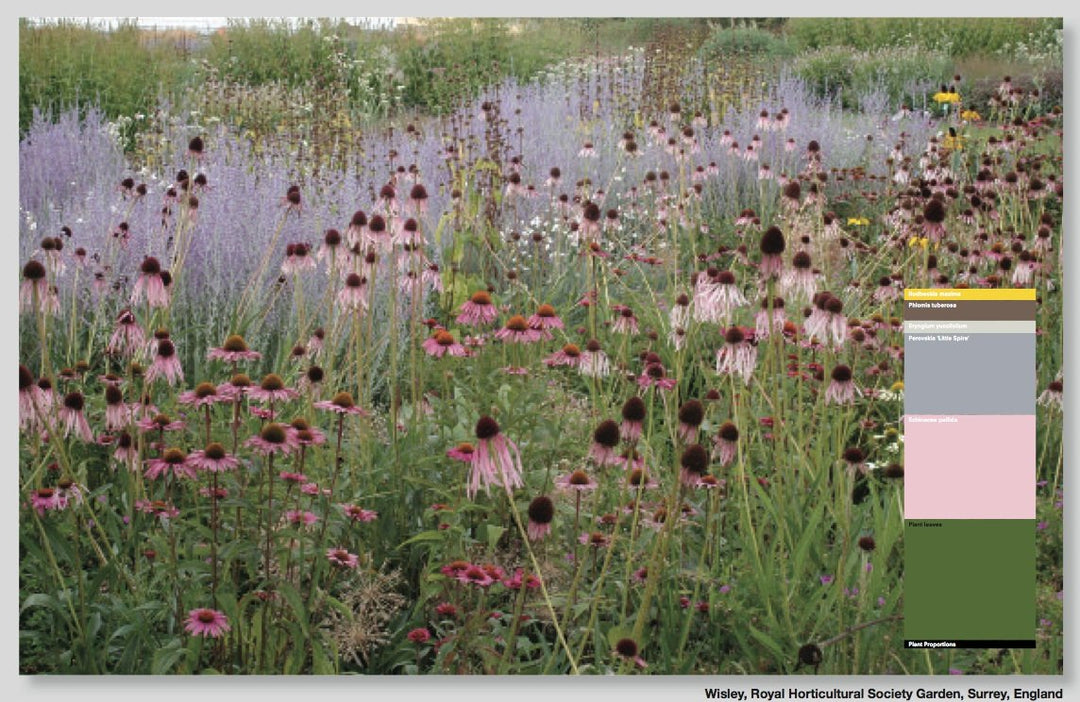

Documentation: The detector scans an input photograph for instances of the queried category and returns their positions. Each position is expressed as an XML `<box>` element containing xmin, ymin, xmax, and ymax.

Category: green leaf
<box><xmin>396</xmin><ymin>529</ymin><xmax>447</xmax><ymax>549</ymax></box>
<box><xmin>276</xmin><ymin>581</ymin><xmax>309</xmax><ymax>637</ymax></box>
<box><xmin>20</xmin><ymin>593</ymin><xmax>58</xmax><ymax>615</ymax></box>
<box><xmin>484</xmin><ymin>524</ymin><xmax>506</xmax><ymax>552</ymax></box>
<box><xmin>748</xmin><ymin>625</ymin><xmax>786</xmax><ymax>663</ymax></box>
<box><xmin>151</xmin><ymin>640</ymin><xmax>186</xmax><ymax>674</ymax></box>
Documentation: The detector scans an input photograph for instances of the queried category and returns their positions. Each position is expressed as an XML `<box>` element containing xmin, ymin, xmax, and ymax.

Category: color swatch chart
<box><xmin>903</xmin><ymin>288</ymin><xmax>1036</xmax><ymax>649</ymax></box>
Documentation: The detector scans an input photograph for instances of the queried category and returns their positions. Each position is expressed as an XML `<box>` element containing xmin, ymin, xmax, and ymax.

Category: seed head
<box><xmin>760</xmin><ymin>226</ymin><xmax>786</xmax><ymax>255</ymax></box>
<box><xmin>528</xmin><ymin>495</ymin><xmax>555</xmax><ymax>524</ymax></box>
<box><xmin>680</xmin><ymin>444</ymin><xmax>709</xmax><ymax>474</ymax></box>
<box><xmin>475</xmin><ymin>416</ymin><xmax>500</xmax><ymax>440</ymax></box>
<box><xmin>260</xmin><ymin>374</ymin><xmax>285</xmax><ymax>391</ymax></box>
<box><xmin>622</xmin><ymin>396</ymin><xmax>646</xmax><ymax>422</ymax></box>
<box><xmin>593</xmin><ymin>420</ymin><xmax>620</xmax><ymax>448</ymax></box>
<box><xmin>678</xmin><ymin>400</ymin><xmax>705</xmax><ymax>427</ymax></box>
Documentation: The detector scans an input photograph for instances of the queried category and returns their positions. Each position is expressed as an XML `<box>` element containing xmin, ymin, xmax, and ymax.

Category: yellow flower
<box><xmin>890</xmin><ymin>381</ymin><xmax>904</xmax><ymax>392</ymax></box>
<box><xmin>960</xmin><ymin>109</ymin><xmax>981</xmax><ymax>121</ymax></box>
<box><xmin>908</xmin><ymin>236</ymin><xmax>929</xmax><ymax>249</ymax></box>
<box><xmin>847</xmin><ymin>217</ymin><xmax>870</xmax><ymax>226</ymax></box>
<box><xmin>933</xmin><ymin>91</ymin><xmax>961</xmax><ymax>105</ymax></box>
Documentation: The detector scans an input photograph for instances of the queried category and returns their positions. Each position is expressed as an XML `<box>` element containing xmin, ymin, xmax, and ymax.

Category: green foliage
<box><xmin>698</xmin><ymin>25</ymin><xmax>795</xmax><ymax>61</ymax></box>
<box><xmin>18</xmin><ymin>18</ymin><xmax>191</xmax><ymax>136</ymax></box>
<box><xmin>792</xmin><ymin>46</ymin><xmax>953</xmax><ymax>110</ymax></box>
<box><xmin>785</xmin><ymin>17</ymin><xmax>1063</xmax><ymax>63</ymax></box>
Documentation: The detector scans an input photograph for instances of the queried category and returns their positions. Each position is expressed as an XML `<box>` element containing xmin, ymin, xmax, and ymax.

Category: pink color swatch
<box><xmin>904</xmin><ymin>414</ymin><xmax>1035</xmax><ymax>519</ymax></box>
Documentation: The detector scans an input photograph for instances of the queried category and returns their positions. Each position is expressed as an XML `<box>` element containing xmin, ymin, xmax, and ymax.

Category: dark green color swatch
<box><xmin>905</xmin><ymin>519</ymin><xmax>1035</xmax><ymax>641</ymax></box>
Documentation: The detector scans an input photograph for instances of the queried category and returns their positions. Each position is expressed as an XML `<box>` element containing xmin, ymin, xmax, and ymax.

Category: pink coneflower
<box><xmin>326</xmin><ymin>547</ymin><xmax>359</xmax><ymax>569</ymax></box>
<box><xmin>579</xmin><ymin>531</ymin><xmax>611</xmax><ymax>548</ymax></box>
<box><xmin>422</xmin><ymin>262</ymin><xmax>443</xmax><ymax>293</ymax></box>
<box><xmin>458</xmin><ymin>564</ymin><xmax>496</xmax><ymax>587</ymax></box>
<box><xmin>578</xmin><ymin>141</ymin><xmax>597</xmax><ymax>158</ymax></box>
<box><xmin>758</xmin><ymin>226</ymin><xmax>786</xmax><ymax>279</ymax></box>
<box><xmin>611</xmin><ymin>306</ymin><xmax>640</xmax><ymax>335</ymax></box>
<box><xmin>825</xmin><ymin>365</ymin><xmax>860</xmax><ymax>405</ymax></box>
<box><xmin>187</xmin><ymin>442</ymin><xmax>240</xmax><ymax>473</ymax></box>
<box><xmin>207</xmin><ymin>334</ymin><xmax>262</xmax><ymax>363</ymax></box>
<box><xmin>344</xmin><ymin>210</ymin><xmax>368</xmax><ymax>249</ymax></box>
<box><xmin>713</xmin><ymin>422</ymin><xmax>739</xmax><ymax>466</ymax></box>
<box><xmin>842</xmin><ymin>446</ymin><xmax>868</xmax><ymax>477</ymax></box>
<box><xmin>300</xmin><ymin>482</ymin><xmax>325</xmax><ymax>496</ymax></box>
<box><xmin>313</xmin><ymin>391</ymin><xmax>369</xmax><ymax>417</ymax></box>
<box><xmin>136</xmin><ymin>498</ymin><xmax>181</xmax><ymax>521</ymax></box>
<box><xmin>112</xmin><ymin>431</ymin><xmax>138</xmax><ymax>468</ymax></box>
<box><xmin>106</xmin><ymin>309</ymin><xmax>145</xmax><ymax>358</ymax></box>
<box><xmin>626</xmin><ymin>467</ymin><xmax>659</xmax><ymax>491</ymax></box>
<box><xmin>305</xmin><ymin>327</ymin><xmax>326</xmax><ymax>359</ymax></box>
<box><xmin>677</xmin><ymin>400</ymin><xmax>705</xmax><ymax>442</ymax></box>
<box><xmin>679</xmin><ymin>444</ymin><xmax>710</xmax><ymax>487</ymax></box>
<box><xmin>132</xmin><ymin>256</ymin><xmax>170</xmax><ymax>308</ymax></box>
<box><xmin>185</xmin><ymin>608</ymin><xmax>230</xmax><ymax>638</ymax></box>
<box><xmin>544</xmin><ymin>343</ymin><xmax>582</xmax><ymax>368</ymax></box>
<box><xmin>1038</xmin><ymin>379</ymin><xmax>1063</xmax><ymax>410</ymax></box>
<box><xmin>783</xmin><ymin>252</ymin><xmax>819</xmax><ymax>301</ymax></box>
<box><xmin>364</xmin><ymin>214</ymin><xmax>392</xmax><ymax>252</ymax></box>
<box><xmin>440</xmin><ymin>560</ymin><xmax>472</xmax><ymax>579</ymax></box>
<box><xmin>696</xmin><ymin>269</ymin><xmax>747</xmax><ymax>323</ymax></box>
<box><xmin>281</xmin><ymin>243</ymin><xmax>316</xmax><ymax>275</ymax></box>
<box><xmin>579</xmin><ymin>340</ymin><xmax>610</xmax><ymax>378</ymax></box>
<box><xmin>341</xmin><ymin>503</ymin><xmax>379</xmax><ymax>523</ymax></box>
<box><xmin>503</xmin><ymin>569</ymin><xmax>542</xmax><ymax>590</ymax></box>
<box><xmin>29</xmin><ymin>487</ymin><xmax>63</xmax><ymax>515</ymax></box>
<box><xmin>527</xmin><ymin>495</ymin><xmax>555</xmax><ymax>541</ymax></box>
<box><xmin>716</xmin><ymin>326</ymin><xmax>757</xmax><ymax>385</ymax></box>
<box><xmin>407</xmin><ymin>183</ymin><xmax>429</xmax><ymax>215</ymax></box>
<box><xmin>457</xmin><ymin>290</ymin><xmax>498</xmax><ymax>327</ymax></box>
<box><xmin>102</xmin><ymin>384</ymin><xmax>131</xmax><ymax>430</ymax></box>
<box><xmin>58</xmin><ymin>392</ymin><xmax>94</xmax><ymax>442</ymax></box>
<box><xmin>423</xmin><ymin>329</ymin><xmax>468</xmax><ymax>358</ymax></box>
<box><xmin>447</xmin><ymin>442</ymin><xmax>476</xmax><ymax>463</ymax></box>
<box><xmin>144</xmin><ymin>339</ymin><xmax>183</xmax><ymax>386</ymax></box>
<box><xmin>245</xmin><ymin>422</ymin><xmax>296</xmax><ymax>456</ymax></box>
<box><xmin>638</xmin><ymin>361</ymin><xmax>677</xmax><ymax>391</ymax></box>
<box><xmin>288</xmin><ymin>418</ymin><xmax>327</xmax><ymax>447</ymax></box>
<box><xmin>495</xmin><ymin>315</ymin><xmax>543</xmax><ymax>344</ymax></box>
<box><xmin>286</xmin><ymin>509</ymin><xmax>319</xmax><ymax>527</ymax></box>
<box><xmin>282</xmin><ymin>185</ymin><xmax>302</xmax><ymax>214</ymax></box>
<box><xmin>873</xmin><ymin>276</ymin><xmax>901</xmax><ymax>304</ymax></box>
<box><xmin>805</xmin><ymin>292</ymin><xmax>848</xmax><ymax>348</ymax></box>
<box><xmin>922</xmin><ymin>199</ymin><xmax>948</xmax><ymax>242</ymax></box>
<box><xmin>248</xmin><ymin>374</ymin><xmax>299</xmax><ymax>404</ymax></box>
<box><xmin>527</xmin><ymin>304</ymin><xmax>564</xmax><ymax>337</ymax></box>
<box><xmin>19</xmin><ymin>260</ymin><xmax>50</xmax><ymax>315</ymax></box>
<box><xmin>757</xmin><ymin>108</ymin><xmax>771</xmax><ymax>131</ymax></box>
<box><xmin>19</xmin><ymin>365</ymin><xmax>43</xmax><ymax>431</ymax></box>
<box><xmin>556</xmin><ymin>469</ymin><xmax>598</xmax><ymax>492</ymax></box>
<box><xmin>216</xmin><ymin>373</ymin><xmax>253</xmax><ymax>402</ymax></box>
<box><xmin>177</xmin><ymin>382</ymin><xmax>225</xmax><ymax>409</ymax></box>
<box><xmin>337</xmin><ymin>273</ymin><xmax>369</xmax><ymax>314</ymax></box>
<box><xmin>620</xmin><ymin>396</ymin><xmax>646</xmax><ymax>443</ymax></box>
<box><xmin>145</xmin><ymin>448</ymin><xmax>197</xmax><ymax>481</ymax></box>
<box><xmin>317</xmin><ymin>228</ymin><xmax>344</xmax><ymax>267</ymax></box>
<box><xmin>755</xmin><ymin>296</ymin><xmax>787</xmax><ymax>339</ymax></box>
<box><xmin>469</xmin><ymin>416</ymin><xmax>525</xmax><ymax>498</ymax></box>
<box><xmin>589</xmin><ymin>420</ymin><xmax>622</xmax><ymax>466</ymax></box>
<box><xmin>397</xmin><ymin>267</ymin><xmax>421</xmax><ymax>298</ymax></box>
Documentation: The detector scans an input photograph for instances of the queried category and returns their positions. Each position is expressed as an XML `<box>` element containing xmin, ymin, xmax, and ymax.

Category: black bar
<box><xmin>904</xmin><ymin>640</ymin><xmax>1037</xmax><ymax>649</ymax></box>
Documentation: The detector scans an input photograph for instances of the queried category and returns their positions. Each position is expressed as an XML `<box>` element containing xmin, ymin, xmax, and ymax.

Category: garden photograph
<box><xmin>17</xmin><ymin>16</ymin><xmax>1064</xmax><ymax>676</ymax></box>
